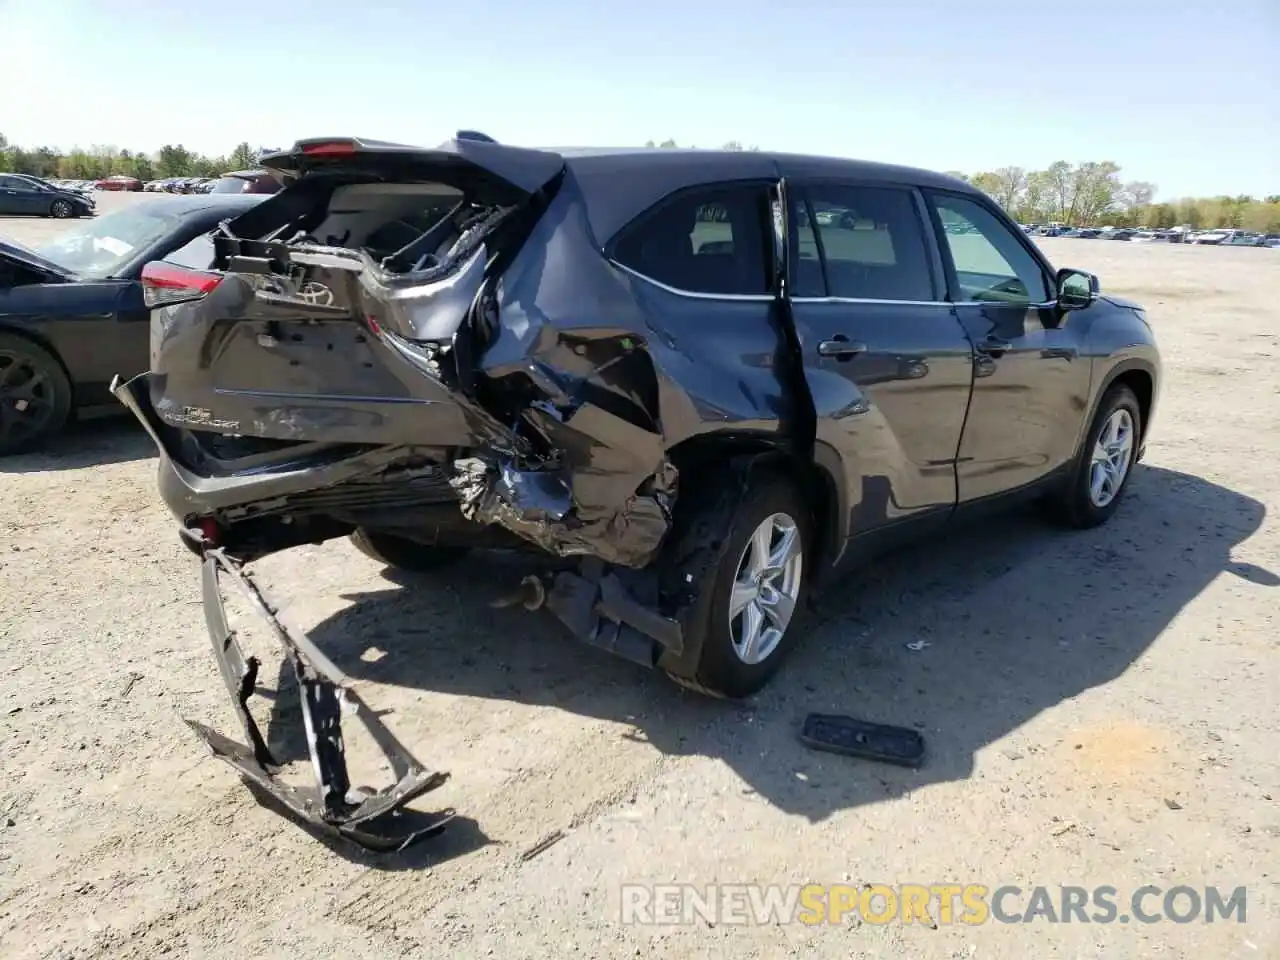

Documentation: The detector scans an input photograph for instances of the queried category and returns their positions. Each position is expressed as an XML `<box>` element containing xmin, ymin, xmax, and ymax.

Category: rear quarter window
<box><xmin>611</xmin><ymin>183</ymin><xmax>773</xmax><ymax>296</ymax></box>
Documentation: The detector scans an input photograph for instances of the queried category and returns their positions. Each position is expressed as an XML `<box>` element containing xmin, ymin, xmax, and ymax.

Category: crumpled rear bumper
<box><xmin>111</xmin><ymin>372</ymin><xmax>411</xmax><ymax>525</ymax></box>
<box><xmin>193</xmin><ymin>546</ymin><xmax>453</xmax><ymax>851</ymax></box>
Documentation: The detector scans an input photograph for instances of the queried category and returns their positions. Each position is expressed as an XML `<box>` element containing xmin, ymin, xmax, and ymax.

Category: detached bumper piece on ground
<box><xmin>196</xmin><ymin>546</ymin><xmax>453</xmax><ymax>851</ymax></box>
<box><xmin>798</xmin><ymin>713</ymin><xmax>926</xmax><ymax>768</ymax></box>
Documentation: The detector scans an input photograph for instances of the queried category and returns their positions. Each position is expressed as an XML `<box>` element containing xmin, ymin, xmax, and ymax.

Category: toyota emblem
<box><xmin>298</xmin><ymin>281</ymin><xmax>334</xmax><ymax>306</ymax></box>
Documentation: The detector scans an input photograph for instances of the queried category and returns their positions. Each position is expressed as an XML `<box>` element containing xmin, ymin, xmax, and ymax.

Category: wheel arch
<box><xmin>1096</xmin><ymin>358</ymin><xmax>1157</xmax><ymax>445</ymax></box>
<box><xmin>1069</xmin><ymin>356</ymin><xmax>1157</xmax><ymax>464</ymax></box>
<box><xmin>665</xmin><ymin>433</ymin><xmax>845</xmax><ymax>579</ymax></box>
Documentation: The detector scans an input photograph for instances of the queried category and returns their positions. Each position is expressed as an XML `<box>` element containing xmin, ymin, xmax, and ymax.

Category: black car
<box><xmin>115</xmin><ymin>136</ymin><xmax>1163</xmax><ymax>848</ymax></box>
<box><xmin>0</xmin><ymin>193</ymin><xmax>266</xmax><ymax>453</ymax></box>
<box><xmin>0</xmin><ymin>174</ymin><xmax>96</xmax><ymax>219</ymax></box>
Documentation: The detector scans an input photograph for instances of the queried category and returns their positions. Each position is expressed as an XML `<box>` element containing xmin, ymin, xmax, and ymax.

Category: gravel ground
<box><xmin>1</xmin><ymin>194</ymin><xmax>1277</xmax><ymax>959</ymax></box>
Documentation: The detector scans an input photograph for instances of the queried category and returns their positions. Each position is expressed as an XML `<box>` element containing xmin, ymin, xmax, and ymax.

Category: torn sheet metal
<box><xmin>541</xmin><ymin>561</ymin><xmax>681</xmax><ymax>667</ymax></box>
<box><xmin>195</xmin><ymin>548</ymin><xmax>453</xmax><ymax>852</ymax></box>
<box><xmin>219</xmin><ymin>233</ymin><xmax>490</xmax><ymax>344</ymax></box>
<box><xmin>451</xmin><ymin>329</ymin><xmax>678</xmax><ymax>569</ymax></box>
<box><xmin>450</xmin><ymin>455</ymin><xmax>676</xmax><ymax>569</ymax></box>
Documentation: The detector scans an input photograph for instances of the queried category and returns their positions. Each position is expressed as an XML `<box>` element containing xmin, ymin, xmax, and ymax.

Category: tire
<box><xmin>0</xmin><ymin>333</ymin><xmax>73</xmax><ymax>456</ymax></box>
<box><xmin>664</xmin><ymin>474</ymin><xmax>811</xmax><ymax>699</ymax></box>
<box><xmin>1047</xmin><ymin>383</ymin><xmax>1142</xmax><ymax>529</ymax></box>
<box><xmin>349</xmin><ymin>528</ymin><xmax>470</xmax><ymax>572</ymax></box>
<box><xmin>49</xmin><ymin>199</ymin><xmax>74</xmax><ymax>219</ymax></box>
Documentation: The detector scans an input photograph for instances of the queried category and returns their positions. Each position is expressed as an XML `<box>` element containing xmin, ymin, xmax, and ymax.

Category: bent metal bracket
<box><xmin>195</xmin><ymin>546</ymin><xmax>454</xmax><ymax>851</ymax></box>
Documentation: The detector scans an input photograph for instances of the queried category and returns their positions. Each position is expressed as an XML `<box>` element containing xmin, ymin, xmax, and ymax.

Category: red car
<box><xmin>95</xmin><ymin>175</ymin><xmax>143</xmax><ymax>192</ymax></box>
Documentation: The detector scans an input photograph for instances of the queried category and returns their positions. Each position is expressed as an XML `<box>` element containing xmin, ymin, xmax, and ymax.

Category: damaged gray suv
<box><xmin>114</xmin><ymin>134</ymin><xmax>1161</xmax><ymax>848</ymax></box>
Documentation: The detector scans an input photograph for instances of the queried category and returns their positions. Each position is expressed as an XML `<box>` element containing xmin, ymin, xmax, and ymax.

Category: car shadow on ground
<box><xmin>262</xmin><ymin>465</ymin><xmax>1272</xmax><ymax>867</ymax></box>
<box><xmin>0</xmin><ymin>416</ymin><xmax>152</xmax><ymax>473</ymax></box>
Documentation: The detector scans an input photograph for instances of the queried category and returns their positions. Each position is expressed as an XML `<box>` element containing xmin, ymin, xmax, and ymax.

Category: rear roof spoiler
<box><xmin>257</xmin><ymin>135</ymin><xmax>564</xmax><ymax>196</ymax></box>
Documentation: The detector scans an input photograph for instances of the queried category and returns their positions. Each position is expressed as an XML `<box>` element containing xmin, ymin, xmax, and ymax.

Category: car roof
<box><xmin>553</xmin><ymin>147</ymin><xmax>978</xmax><ymax>244</ymax></box>
<box><xmin>556</xmin><ymin>147</ymin><xmax>973</xmax><ymax>192</ymax></box>
<box><xmin>262</xmin><ymin>136</ymin><xmax>980</xmax><ymax>244</ymax></box>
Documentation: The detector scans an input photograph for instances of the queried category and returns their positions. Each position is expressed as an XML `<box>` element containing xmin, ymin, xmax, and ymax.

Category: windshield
<box><xmin>36</xmin><ymin>206</ymin><xmax>181</xmax><ymax>279</ymax></box>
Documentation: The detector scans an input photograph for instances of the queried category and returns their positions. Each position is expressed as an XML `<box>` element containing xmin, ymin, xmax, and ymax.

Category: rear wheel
<box><xmin>349</xmin><ymin>528</ymin><xmax>470</xmax><ymax>572</ymax></box>
<box><xmin>0</xmin><ymin>333</ymin><xmax>73</xmax><ymax>456</ymax></box>
<box><xmin>665</xmin><ymin>475</ymin><xmax>811</xmax><ymax>699</ymax></box>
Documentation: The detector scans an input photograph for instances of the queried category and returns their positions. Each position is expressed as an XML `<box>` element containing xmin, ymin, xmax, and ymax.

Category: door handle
<box><xmin>976</xmin><ymin>337</ymin><xmax>1012</xmax><ymax>356</ymax></box>
<box><xmin>818</xmin><ymin>337</ymin><xmax>868</xmax><ymax>359</ymax></box>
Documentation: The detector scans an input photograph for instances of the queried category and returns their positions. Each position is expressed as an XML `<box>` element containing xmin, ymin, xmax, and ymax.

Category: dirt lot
<box><xmin>2</xmin><ymin>193</ymin><xmax>1277</xmax><ymax>959</ymax></box>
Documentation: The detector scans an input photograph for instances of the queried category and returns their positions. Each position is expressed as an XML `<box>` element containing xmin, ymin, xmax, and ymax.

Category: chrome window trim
<box><xmin>791</xmin><ymin>296</ymin><xmax>950</xmax><ymax>307</ymax></box>
<box><xmin>609</xmin><ymin>259</ymin><xmax>776</xmax><ymax>303</ymax></box>
<box><xmin>611</xmin><ymin>260</ymin><xmax>1060</xmax><ymax>311</ymax></box>
<box><xmin>952</xmin><ymin>299</ymin><xmax>1058</xmax><ymax>309</ymax></box>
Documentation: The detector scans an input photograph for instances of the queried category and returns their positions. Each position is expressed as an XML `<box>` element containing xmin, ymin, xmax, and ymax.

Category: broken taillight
<box><xmin>141</xmin><ymin>262</ymin><xmax>223</xmax><ymax>308</ymax></box>
<box><xmin>196</xmin><ymin>516</ymin><xmax>221</xmax><ymax>545</ymax></box>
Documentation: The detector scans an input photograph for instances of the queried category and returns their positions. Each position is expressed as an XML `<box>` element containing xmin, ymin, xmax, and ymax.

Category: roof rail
<box><xmin>456</xmin><ymin>130</ymin><xmax>498</xmax><ymax>144</ymax></box>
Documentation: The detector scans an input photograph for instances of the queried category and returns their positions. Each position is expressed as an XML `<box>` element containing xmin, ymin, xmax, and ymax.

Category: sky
<box><xmin>1</xmin><ymin>0</ymin><xmax>1276</xmax><ymax>199</ymax></box>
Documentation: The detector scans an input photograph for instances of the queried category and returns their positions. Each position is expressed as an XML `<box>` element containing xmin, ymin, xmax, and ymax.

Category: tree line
<box><xmin>948</xmin><ymin>162</ymin><xmax>1279</xmax><ymax>233</ymax></box>
<box><xmin>0</xmin><ymin>134</ymin><xmax>269</xmax><ymax>182</ymax></box>
<box><xmin>4</xmin><ymin>132</ymin><xmax>1276</xmax><ymax>232</ymax></box>
<box><xmin>649</xmin><ymin>141</ymin><xmax>1278</xmax><ymax>234</ymax></box>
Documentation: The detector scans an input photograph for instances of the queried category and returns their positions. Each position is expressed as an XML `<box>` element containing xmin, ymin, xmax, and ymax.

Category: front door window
<box><xmin>930</xmin><ymin>193</ymin><xmax>1050</xmax><ymax>304</ymax></box>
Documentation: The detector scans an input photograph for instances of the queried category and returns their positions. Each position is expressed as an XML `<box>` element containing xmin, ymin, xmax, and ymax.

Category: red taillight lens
<box><xmin>141</xmin><ymin>262</ymin><xmax>222</xmax><ymax>307</ymax></box>
<box><xmin>196</xmin><ymin>516</ymin><xmax>221</xmax><ymax>545</ymax></box>
<box><xmin>300</xmin><ymin>140</ymin><xmax>356</xmax><ymax>157</ymax></box>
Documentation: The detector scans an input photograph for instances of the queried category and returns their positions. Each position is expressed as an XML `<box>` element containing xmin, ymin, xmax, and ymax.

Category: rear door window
<box><xmin>792</xmin><ymin>184</ymin><xmax>936</xmax><ymax>301</ymax></box>
<box><xmin>612</xmin><ymin>184</ymin><xmax>773</xmax><ymax>296</ymax></box>
<box><xmin>3</xmin><ymin>176</ymin><xmax>40</xmax><ymax>194</ymax></box>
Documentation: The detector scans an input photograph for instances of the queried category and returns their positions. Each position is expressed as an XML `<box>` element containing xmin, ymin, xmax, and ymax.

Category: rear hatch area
<box><xmin>120</xmin><ymin>137</ymin><xmax>679</xmax><ymax>570</ymax></box>
<box><xmin>142</xmin><ymin>136</ymin><xmax>564</xmax><ymax>452</ymax></box>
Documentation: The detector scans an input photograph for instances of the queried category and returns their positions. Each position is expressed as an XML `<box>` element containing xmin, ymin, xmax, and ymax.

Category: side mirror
<box><xmin>1056</xmin><ymin>268</ymin><xmax>1099</xmax><ymax>310</ymax></box>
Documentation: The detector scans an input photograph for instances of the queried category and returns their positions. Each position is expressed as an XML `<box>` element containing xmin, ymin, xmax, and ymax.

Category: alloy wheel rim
<box><xmin>729</xmin><ymin>512</ymin><xmax>804</xmax><ymax>665</ymax></box>
<box><xmin>52</xmin><ymin>201</ymin><xmax>71</xmax><ymax>218</ymax></box>
<box><xmin>1088</xmin><ymin>408</ymin><xmax>1135</xmax><ymax>508</ymax></box>
<box><xmin>0</xmin><ymin>352</ymin><xmax>56</xmax><ymax>446</ymax></box>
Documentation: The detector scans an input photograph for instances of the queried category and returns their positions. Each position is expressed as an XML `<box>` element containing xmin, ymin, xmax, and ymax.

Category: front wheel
<box><xmin>49</xmin><ymin>199</ymin><xmax>74</xmax><ymax>218</ymax></box>
<box><xmin>0</xmin><ymin>333</ymin><xmax>73</xmax><ymax>455</ymax></box>
<box><xmin>665</xmin><ymin>475</ymin><xmax>811</xmax><ymax>698</ymax></box>
<box><xmin>349</xmin><ymin>529</ymin><xmax>470</xmax><ymax>572</ymax></box>
<box><xmin>1047</xmin><ymin>383</ymin><xmax>1142</xmax><ymax>528</ymax></box>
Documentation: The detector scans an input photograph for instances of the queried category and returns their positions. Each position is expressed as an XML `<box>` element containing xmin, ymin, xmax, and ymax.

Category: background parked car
<box><xmin>0</xmin><ymin>174</ymin><xmax>96</xmax><ymax>218</ymax></box>
<box><xmin>96</xmin><ymin>175</ymin><xmax>143</xmax><ymax>192</ymax></box>
<box><xmin>1222</xmin><ymin>233</ymin><xmax>1270</xmax><ymax>247</ymax></box>
<box><xmin>208</xmin><ymin>169</ymin><xmax>282</xmax><ymax>195</ymax></box>
<box><xmin>0</xmin><ymin>193</ymin><xmax>266</xmax><ymax>453</ymax></box>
